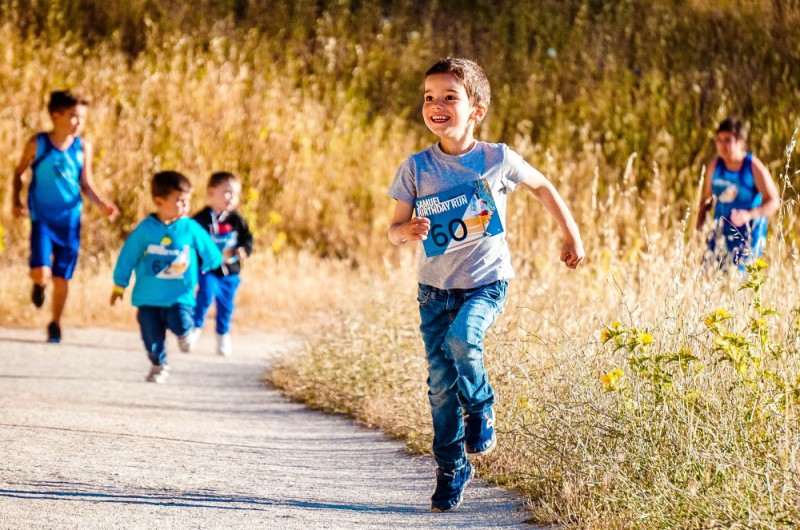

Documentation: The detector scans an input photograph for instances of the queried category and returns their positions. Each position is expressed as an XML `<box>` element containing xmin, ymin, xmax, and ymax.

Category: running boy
<box><xmin>187</xmin><ymin>172</ymin><xmax>253</xmax><ymax>356</ymax></box>
<box><xmin>110</xmin><ymin>171</ymin><xmax>222</xmax><ymax>383</ymax></box>
<box><xmin>696</xmin><ymin>117</ymin><xmax>779</xmax><ymax>268</ymax></box>
<box><xmin>388</xmin><ymin>57</ymin><xmax>584</xmax><ymax>513</ymax></box>
<box><xmin>11</xmin><ymin>90</ymin><xmax>119</xmax><ymax>343</ymax></box>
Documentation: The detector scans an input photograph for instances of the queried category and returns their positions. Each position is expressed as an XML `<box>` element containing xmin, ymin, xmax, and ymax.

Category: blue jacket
<box><xmin>113</xmin><ymin>215</ymin><xmax>223</xmax><ymax>307</ymax></box>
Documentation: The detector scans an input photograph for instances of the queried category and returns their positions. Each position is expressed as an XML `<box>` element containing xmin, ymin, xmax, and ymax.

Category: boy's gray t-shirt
<box><xmin>388</xmin><ymin>141</ymin><xmax>535</xmax><ymax>289</ymax></box>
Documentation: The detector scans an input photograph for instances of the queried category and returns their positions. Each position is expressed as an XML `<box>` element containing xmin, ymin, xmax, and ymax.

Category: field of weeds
<box><xmin>1</xmin><ymin>1</ymin><xmax>799</xmax><ymax>527</ymax></box>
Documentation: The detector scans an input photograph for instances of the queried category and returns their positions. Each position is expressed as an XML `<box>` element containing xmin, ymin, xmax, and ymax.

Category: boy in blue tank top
<box><xmin>11</xmin><ymin>90</ymin><xmax>119</xmax><ymax>343</ymax></box>
<box><xmin>388</xmin><ymin>57</ymin><xmax>584</xmax><ymax>513</ymax></box>
<box><xmin>696</xmin><ymin>117</ymin><xmax>780</xmax><ymax>268</ymax></box>
<box><xmin>110</xmin><ymin>171</ymin><xmax>222</xmax><ymax>384</ymax></box>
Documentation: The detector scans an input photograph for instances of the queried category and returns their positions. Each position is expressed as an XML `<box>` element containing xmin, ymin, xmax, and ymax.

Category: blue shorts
<box><xmin>30</xmin><ymin>220</ymin><xmax>81</xmax><ymax>279</ymax></box>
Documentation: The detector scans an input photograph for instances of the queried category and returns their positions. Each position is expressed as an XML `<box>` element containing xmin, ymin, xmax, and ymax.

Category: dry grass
<box><xmin>1</xmin><ymin>4</ymin><xmax>799</xmax><ymax>527</ymax></box>
<box><xmin>0</xmin><ymin>250</ymin><xmax>363</xmax><ymax>334</ymax></box>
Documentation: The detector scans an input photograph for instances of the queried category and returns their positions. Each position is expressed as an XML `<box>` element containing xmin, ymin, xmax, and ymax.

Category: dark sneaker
<box><xmin>32</xmin><ymin>284</ymin><xmax>45</xmax><ymax>308</ymax></box>
<box><xmin>464</xmin><ymin>407</ymin><xmax>496</xmax><ymax>455</ymax></box>
<box><xmin>47</xmin><ymin>322</ymin><xmax>61</xmax><ymax>343</ymax></box>
<box><xmin>431</xmin><ymin>461</ymin><xmax>474</xmax><ymax>512</ymax></box>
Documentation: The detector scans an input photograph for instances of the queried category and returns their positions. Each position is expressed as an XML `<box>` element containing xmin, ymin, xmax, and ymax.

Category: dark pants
<box><xmin>137</xmin><ymin>304</ymin><xmax>193</xmax><ymax>365</ymax></box>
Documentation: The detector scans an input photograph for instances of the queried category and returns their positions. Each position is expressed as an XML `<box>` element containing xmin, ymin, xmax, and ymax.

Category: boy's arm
<box><xmin>517</xmin><ymin>170</ymin><xmax>585</xmax><ymax>269</ymax></box>
<box><xmin>388</xmin><ymin>200</ymin><xmax>430</xmax><ymax>246</ymax></box>
<box><xmin>729</xmin><ymin>156</ymin><xmax>780</xmax><ymax>226</ymax></box>
<box><xmin>236</xmin><ymin>213</ymin><xmax>254</xmax><ymax>260</ymax></box>
<box><xmin>11</xmin><ymin>137</ymin><xmax>37</xmax><ymax>217</ymax></box>
<box><xmin>696</xmin><ymin>159</ymin><xmax>715</xmax><ymax>231</ymax></box>
<box><xmin>79</xmin><ymin>139</ymin><xmax>119</xmax><ymax>222</ymax></box>
<box><xmin>111</xmin><ymin>229</ymin><xmax>142</xmax><ymax>305</ymax></box>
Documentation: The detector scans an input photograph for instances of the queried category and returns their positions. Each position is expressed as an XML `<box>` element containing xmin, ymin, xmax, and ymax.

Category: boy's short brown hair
<box><xmin>716</xmin><ymin>117</ymin><xmax>748</xmax><ymax>142</ymax></box>
<box><xmin>425</xmin><ymin>57</ymin><xmax>491</xmax><ymax>110</ymax></box>
<box><xmin>207</xmin><ymin>171</ymin><xmax>240</xmax><ymax>189</ymax></box>
<box><xmin>47</xmin><ymin>90</ymin><xmax>89</xmax><ymax>114</ymax></box>
<box><xmin>151</xmin><ymin>171</ymin><xmax>192</xmax><ymax>199</ymax></box>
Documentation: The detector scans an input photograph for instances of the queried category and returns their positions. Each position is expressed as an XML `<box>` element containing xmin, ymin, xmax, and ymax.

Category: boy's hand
<box><xmin>12</xmin><ymin>203</ymin><xmax>27</xmax><ymax>218</ymax></box>
<box><xmin>110</xmin><ymin>286</ymin><xmax>124</xmax><ymax>306</ymax></box>
<box><xmin>729</xmin><ymin>208</ymin><xmax>752</xmax><ymax>227</ymax></box>
<box><xmin>560</xmin><ymin>239</ymin><xmax>585</xmax><ymax>269</ymax></box>
<box><xmin>236</xmin><ymin>247</ymin><xmax>249</xmax><ymax>261</ymax></box>
<box><xmin>103</xmin><ymin>201</ymin><xmax>120</xmax><ymax>222</ymax></box>
<box><xmin>400</xmin><ymin>217</ymin><xmax>431</xmax><ymax>242</ymax></box>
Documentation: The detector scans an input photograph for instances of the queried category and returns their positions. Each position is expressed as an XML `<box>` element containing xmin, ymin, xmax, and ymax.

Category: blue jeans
<box><xmin>193</xmin><ymin>272</ymin><xmax>241</xmax><ymax>335</ymax></box>
<box><xmin>137</xmin><ymin>304</ymin><xmax>194</xmax><ymax>366</ymax></box>
<box><xmin>418</xmin><ymin>279</ymin><xmax>508</xmax><ymax>469</ymax></box>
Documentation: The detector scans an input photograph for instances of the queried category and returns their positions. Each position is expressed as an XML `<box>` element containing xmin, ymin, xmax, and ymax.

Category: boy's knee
<box><xmin>30</xmin><ymin>267</ymin><xmax>52</xmax><ymax>284</ymax></box>
<box><xmin>444</xmin><ymin>331</ymin><xmax>481</xmax><ymax>359</ymax></box>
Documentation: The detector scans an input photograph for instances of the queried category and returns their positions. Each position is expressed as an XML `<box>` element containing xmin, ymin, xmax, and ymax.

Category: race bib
<box><xmin>415</xmin><ymin>178</ymin><xmax>504</xmax><ymax>257</ymax></box>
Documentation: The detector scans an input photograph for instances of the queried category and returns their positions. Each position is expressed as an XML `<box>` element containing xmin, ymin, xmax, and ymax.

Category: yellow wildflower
<box><xmin>271</xmin><ymin>231</ymin><xmax>288</xmax><ymax>254</ymax></box>
<box><xmin>754</xmin><ymin>258</ymin><xmax>768</xmax><ymax>270</ymax></box>
<box><xmin>600</xmin><ymin>328</ymin><xmax>610</xmax><ymax>343</ymax></box>
<box><xmin>268</xmin><ymin>210</ymin><xmax>282</xmax><ymax>225</ymax></box>
<box><xmin>716</xmin><ymin>309</ymin><xmax>730</xmax><ymax>319</ymax></box>
<box><xmin>612</xmin><ymin>321</ymin><xmax>622</xmax><ymax>330</ymax></box>
<box><xmin>639</xmin><ymin>333</ymin><xmax>654</xmax><ymax>345</ymax></box>
<box><xmin>601</xmin><ymin>369</ymin><xmax>624</xmax><ymax>392</ymax></box>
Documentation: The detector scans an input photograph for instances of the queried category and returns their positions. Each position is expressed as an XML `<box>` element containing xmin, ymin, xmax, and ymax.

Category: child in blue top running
<box><xmin>696</xmin><ymin>117</ymin><xmax>780</xmax><ymax>268</ymax></box>
<box><xmin>187</xmin><ymin>171</ymin><xmax>253</xmax><ymax>357</ymax></box>
<box><xmin>388</xmin><ymin>57</ymin><xmax>584</xmax><ymax>513</ymax></box>
<box><xmin>11</xmin><ymin>90</ymin><xmax>119</xmax><ymax>343</ymax></box>
<box><xmin>110</xmin><ymin>171</ymin><xmax>222</xmax><ymax>383</ymax></box>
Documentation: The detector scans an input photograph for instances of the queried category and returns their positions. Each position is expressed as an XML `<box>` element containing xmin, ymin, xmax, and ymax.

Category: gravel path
<box><xmin>0</xmin><ymin>326</ymin><xmax>532</xmax><ymax>529</ymax></box>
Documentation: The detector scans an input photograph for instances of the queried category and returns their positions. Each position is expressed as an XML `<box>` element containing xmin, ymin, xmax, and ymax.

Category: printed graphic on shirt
<box><xmin>714</xmin><ymin>180</ymin><xmax>739</xmax><ymax>203</ymax></box>
<box><xmin>212</xmin><ymin>224</ymin><xmax>239</xmax><ymax>264</ymax></box>
<box><xmin>415</xmin><ymin>178</ymin><xmax>503</xmax><ymax>257</ymax></box>
<box><xmin>144</xmin><ymin>237</ymin><xmax>191</xmax><ymax>279</ymax></box>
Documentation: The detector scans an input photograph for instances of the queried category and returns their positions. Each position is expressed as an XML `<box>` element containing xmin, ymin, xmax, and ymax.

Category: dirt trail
<box><xmin>0</xmin><ymin>326</ymin><xmax>533</xmax><ymax>529</ymax></box>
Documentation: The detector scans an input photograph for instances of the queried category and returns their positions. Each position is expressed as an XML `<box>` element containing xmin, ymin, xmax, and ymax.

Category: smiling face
<box><xmin>155</xmin><ymin>189</ymin><xmax>191</xmax><ymax>224</ymax></box>
<box><xmin>422</xmin><ymin>73</ymin><xmax>486</xmax><ymax>154</ymax></box>
<box><xmin>208</xmin><ymin>179</ymin><xmax>241</xmax><ymax>214</ymax></box>
<box><xmin>50</xmin><ymin>104</ymin><xmax>87</xmax><ymax>137</ymax></box>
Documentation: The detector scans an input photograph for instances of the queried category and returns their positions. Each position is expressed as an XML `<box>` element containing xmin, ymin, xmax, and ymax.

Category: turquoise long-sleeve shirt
<box><xmin>113</xmin><ymin>215</ymin><xmax>223</xmax><ymax>307</ymax></box>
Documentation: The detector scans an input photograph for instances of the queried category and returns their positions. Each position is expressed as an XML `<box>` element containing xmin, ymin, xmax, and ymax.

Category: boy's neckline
<box><xmin>152</xmin><ymin>213</ymin><xmax>185</xmax><ymax>226</ymax></box>
<box><xmin>46</xmin><ymin>132</ymin><xmax>77</xmax><ymax>152</ymax></box>
<box><xmin>435</xmin><ymin>140</ymin><xmax>479</xmax><ymax>157</ymax></box>
<box><xmin>720</xmin><ymin>154</ymin><xmax>747</xmax><ymax>171</ymax></box>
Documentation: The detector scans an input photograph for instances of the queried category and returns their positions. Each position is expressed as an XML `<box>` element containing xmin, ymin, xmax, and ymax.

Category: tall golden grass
<box><xmin>1</xmin><ymin>2</ymin><xmax>799</xmax><ymax>527</ymax></box>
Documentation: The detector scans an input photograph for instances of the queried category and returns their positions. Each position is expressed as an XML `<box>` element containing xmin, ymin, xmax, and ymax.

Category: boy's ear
<box><xmin>472</xmin><ymin>104</ymin><xmax>487</xmax><ymax>123</ymax></box>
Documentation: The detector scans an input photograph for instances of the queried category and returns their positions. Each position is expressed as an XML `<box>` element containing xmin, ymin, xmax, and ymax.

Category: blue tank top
<box><xmin>28</xmin><ymin>133</ymin><xmax>84</xmax><ymax>226</ymax></box>
<box><xmin>710</xmin><ymin>152</ymin><xmax>767</xmax><ymax>257</ymax></box>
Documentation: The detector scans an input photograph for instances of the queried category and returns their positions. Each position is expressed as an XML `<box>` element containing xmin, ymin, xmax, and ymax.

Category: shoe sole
<box><xmin>465</xmin><ymin>433</ymin><xmax>496</xmax><ymax>455</ymax></box>
<box><xmin>430</xmin><ymin>467</ymin><xmax>474</xmax><ymax>513</ymax></box>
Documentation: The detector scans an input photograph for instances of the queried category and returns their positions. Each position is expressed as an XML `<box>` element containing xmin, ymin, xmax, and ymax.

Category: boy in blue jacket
<box><xmin>110</xmin><ymin>171</ymin><xmax>222</xmax><ymax>383</ymax></box>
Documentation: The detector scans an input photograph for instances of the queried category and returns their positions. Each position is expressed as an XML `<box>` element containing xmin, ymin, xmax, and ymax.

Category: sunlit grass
<box><xmin>0</xmin><ymin>3</ymin><xmax>799</xmax><ymax>527</ymax></box>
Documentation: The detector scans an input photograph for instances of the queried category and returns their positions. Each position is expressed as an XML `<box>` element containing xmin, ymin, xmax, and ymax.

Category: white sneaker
<box><xmin>217</xmin><ymin>333</ymin><xmax>232</xmax><ymax>356</ymax></box>
<box><xmin>179</xmin><ymin>328</ymin><xmax>200</xmax><ymax>353</ymax></box>
<box><xmin>146</xmin><ymin>364</ymin><xmax>170</xmax><ymax>383</ymax></box>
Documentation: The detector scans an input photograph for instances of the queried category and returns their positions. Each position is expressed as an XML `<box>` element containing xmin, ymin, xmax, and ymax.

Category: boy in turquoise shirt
<box><xmin>111</xmin><ymin>171</ymin><xmax>222</xmax><ymax>383</ymax></box>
